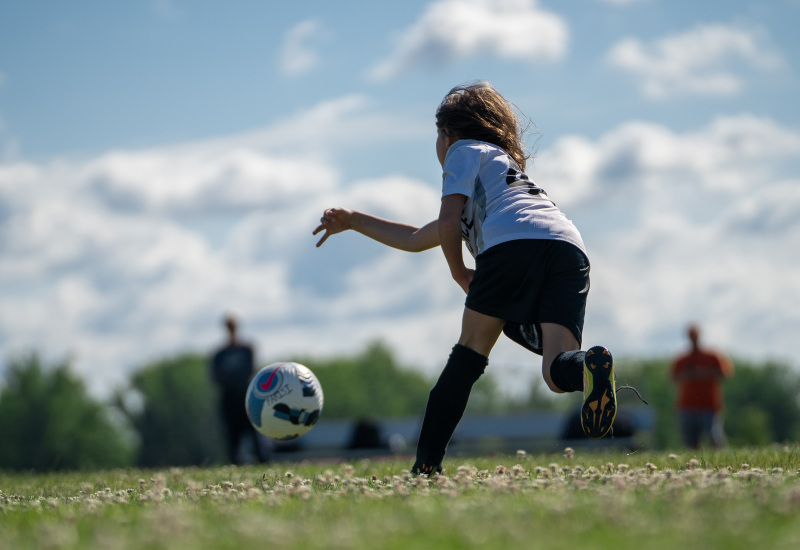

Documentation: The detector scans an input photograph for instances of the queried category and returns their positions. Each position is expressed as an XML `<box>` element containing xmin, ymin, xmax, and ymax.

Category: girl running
<box><xmin>314</xmin><ymin>82</ymin><xmax>618</xmax><ymax>475</ymax></box>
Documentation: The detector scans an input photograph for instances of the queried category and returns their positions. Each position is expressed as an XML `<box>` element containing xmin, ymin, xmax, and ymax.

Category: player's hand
<box><xmin>453</xmin><ymin>267</ymin><xmax>474</xmax><ymax>294</ymax></box>
<box><xmin>313</xmin><ymin>207</ymin><xmax>354</xmax><ymax>247</ymax></box>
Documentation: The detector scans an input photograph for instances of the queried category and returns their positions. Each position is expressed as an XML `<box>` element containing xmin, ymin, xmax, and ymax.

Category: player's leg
<box><xmin>679</xmin><ymin>411</ymin><xmax>700</xmax><ymax>449</ymax></box>
<box><xmin>541</xmin><ymin>322</ymin><xmax>581</xmax><ymax>393</ymax></box>
<box><xmin>221</xmin><ymin>393</ymin><xmax>243</xmax><ymax>463</ymax></box>
<box><xmin>533</xmin><ymin>240</ymin><xmax>616</xmax><ymax>438</ymax></box>
<box><xmin>710</xmin><ymin>412</ymin><xmax>727</xmax><ymax>448</ymax></box>
<box><xmin>457</xmin><ymin>306</ymin><xmax>506</xmax><ymax>356</ymax></box>
<box><xmin>542</xmin><ymin>323</ymin><xmax>617</xmax><ymax>438</ymax></box>
<box><xmin>251</xmin><ymin>429</ymin><xmax>273</xmax><ymax>463</ymax></box>
<box><xmin>412</xmin><ymin>307</ymin><xmax>505</xmax><ymax>475</ymax></box>
<box><xmin>535</xmin><ymin>239</ymin><xmax>590</xmax><ymax>395</ymax></box>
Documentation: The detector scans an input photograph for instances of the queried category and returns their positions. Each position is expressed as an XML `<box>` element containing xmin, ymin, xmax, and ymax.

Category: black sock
<box><xmin>549</xmin><ymin>350</ymin><xmax>585</xmax><ymax>393</ymax></box>
<box><xmin>412</xmin><ymin>344</ymin><xmax>488</xmax><ymax>474</ymax></box>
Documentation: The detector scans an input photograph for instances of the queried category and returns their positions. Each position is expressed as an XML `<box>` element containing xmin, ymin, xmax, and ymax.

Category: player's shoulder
<box><xmin>234</xmin><ymin>342</ymin><xmax>254</xmax><ymax>354</ymax></box>
<box><xmin>448</xmin><ymin>139</ymin><xmax>503</xmax><ymax>157</ymax></box>
<box><xmin>672</xmin><ymin>354</ymin><xmax>689</xmax><ymax>367</ymax></box>
<box><xmin>449</xmin><ymin>140</ymin><xmax>510</xmax><ymax>168</ymax></box>
<box><xmin>699</xmin><ymin>348</ymin><xmax>725</xmax><ymax>360</ymax></box>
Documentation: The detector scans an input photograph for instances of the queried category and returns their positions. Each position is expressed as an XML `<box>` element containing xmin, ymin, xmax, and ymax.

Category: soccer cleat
<box><xmin>411</xmin><ymin>462</ymin><xmax>442</xmax><ymax>476</ymax></box>
<box><xmin>581</xmin><ymin>346</ymin><xmax>617</xmax><ymax>438</ymax></box>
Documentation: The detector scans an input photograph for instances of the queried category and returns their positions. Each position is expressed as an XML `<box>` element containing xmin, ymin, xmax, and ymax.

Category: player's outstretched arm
<box><xmin>313</xmin><ymin>207</ymin><xmax>439</xmax><ymax>252</ymax></box>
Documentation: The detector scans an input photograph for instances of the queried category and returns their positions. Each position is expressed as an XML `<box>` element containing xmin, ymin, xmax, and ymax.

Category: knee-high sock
<box><xmin>549</xmin><ymin>350</ymin><xmax>585</xmax><ymax>393</ymax></box>
<box><xmin>413</xmin><ymin>344</ymin><xmax>487</xmax><ymax>473</ymax></box>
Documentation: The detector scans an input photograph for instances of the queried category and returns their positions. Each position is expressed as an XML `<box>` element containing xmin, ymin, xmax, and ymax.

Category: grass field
<box><xmin>2</xmin><ymin>446</ymin><xmax>800</xmax><ymax>550</ymax></box>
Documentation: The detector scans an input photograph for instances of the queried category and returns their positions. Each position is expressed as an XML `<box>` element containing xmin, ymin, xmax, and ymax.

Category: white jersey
<box><xmin>441</xmin><ymin>139</ymin><xmax>586</xmax><ymax>258</ymax></box>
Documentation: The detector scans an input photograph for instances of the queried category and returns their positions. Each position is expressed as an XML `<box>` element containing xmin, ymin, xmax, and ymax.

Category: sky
<box><xmin>1</xmin><ymin>0</ymin><xmax>799</xmax><ymax>398</ymax></box>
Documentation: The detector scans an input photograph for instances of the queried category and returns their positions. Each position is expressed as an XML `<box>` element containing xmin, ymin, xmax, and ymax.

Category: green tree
<box><xmin>614</xmin><ymin>357</ymin><xmax>683</xmax><ymax>449</ymax></box>
<box><xmin>116</xmin><ymin>353</ymin><xmax>225</xmax><ymax>467</ymax></box>
<box><xmin>298</xmin><ymin>341</ymin><xmax>433</xmax><ymax>419</ymax></box>
<box><xmin>299</xmin><ymin>341</ymin><xmax>565</xmax><ymax>419</ymax></box>
<box><xmin>615</xmin><ymin>357</ymin><xmax>800</xmax><ymax>449</ymax></box>
<box><xmin>511</xmin><ymin>377</ymin><xmax>566</xmax><ymax>413</ymax></box>
<box><xmin>0</xmin><ymin>353</ymin><xmax>134</xmax><ymax>471</ymax></box>
<box><xmin>723</xmin><ymin>361</ymin><xmax>800</xmax><ymax>444</ymax></box>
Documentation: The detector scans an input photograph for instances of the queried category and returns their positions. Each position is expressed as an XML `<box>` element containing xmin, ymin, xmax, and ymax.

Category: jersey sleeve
<box><xmin>441</xmin><ymin>142</ymin><xmax>480</xmax><ymax>199</ymax></box>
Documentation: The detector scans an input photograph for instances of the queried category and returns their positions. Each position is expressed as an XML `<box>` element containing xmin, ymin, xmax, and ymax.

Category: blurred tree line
<box><xmin>1</xmin><ymin>342</ymin><xmax>799</xmax><ymax>471</ymax></box>
<box><xmin>0</xmin><ymin>354</ymin><xmax>134</xmax><ymax>471</ymax></box>
<box><xmin>613</xmin><ymin>357</ymin><xmax>800</xmax><ymax>448</ymax></box>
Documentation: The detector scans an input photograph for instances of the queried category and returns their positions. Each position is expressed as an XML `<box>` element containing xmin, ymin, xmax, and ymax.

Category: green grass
<box><xmin>2</xmin><ymin>446</ymin><xmax>800</xmax><ymax>549</ymax></box>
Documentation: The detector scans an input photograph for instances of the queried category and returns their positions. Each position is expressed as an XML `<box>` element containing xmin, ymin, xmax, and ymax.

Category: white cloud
<box><xmin>206</xmin><ymin>94</ymin><xmax>429</xmax><ymax>161</ymax></box>
<box><xmin>607</xmin><ymin>24</ymin><xmax>785</xmax><ymax>99</ymax></box>
<box><xmin>279</xmin><ymin>19</ymin><xmax>327</xmax><ymax>77</ymax></box>
<box><xmin>533</xmin><ymin>114</ymin><xmax>800</xmax><ymax>363</ymax></box>
<box><xmin>80</xmin><ymin>147</ymin><xmax>334</xmax><ymax>214</ymax></box>
<box><xmin>537</xmin><ymin>114</ymin><xmax>800</xmax><ymax>207</ymax></box>
<box><xmin>369</xmin><ymin>0</ymin><xmax>568</xmax><ymax>81</ymax></box>
<box><xmin>1</xmin><ymin>94</ymin><xmax>799</xmax><ymax>398</ymax></box>
<box><xmin>0</xmin><ymin>96</ymin><xmax>443</xmax><ymax>396</ymax></box>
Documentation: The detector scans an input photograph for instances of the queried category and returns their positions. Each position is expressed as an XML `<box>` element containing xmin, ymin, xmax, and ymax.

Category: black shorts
<box><xmin>465</xmin><ymin>239</ymin><xmax>590</xmax><ymax>356</ymax></box>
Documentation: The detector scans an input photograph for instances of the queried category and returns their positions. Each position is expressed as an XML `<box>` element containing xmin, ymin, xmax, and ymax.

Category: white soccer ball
<box><xmin>245</xmin><ymin>362</ymin><xmax>324</xmax><ymax>440</ymax></box>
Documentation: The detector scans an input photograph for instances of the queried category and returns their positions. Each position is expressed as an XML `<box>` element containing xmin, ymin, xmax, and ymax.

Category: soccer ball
<box><xmin>245</xmin><ymin>362</ymin><xmax>324</xmax><ymax>440</ymax></box>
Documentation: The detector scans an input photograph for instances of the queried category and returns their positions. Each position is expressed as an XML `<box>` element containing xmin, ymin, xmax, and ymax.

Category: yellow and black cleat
<box><xmin>581</xmin><ymin>346</ymin><xmax>617</xmax><ymax>438</ymax></box>
<box><xmin>411</xmin><ymin>462</ymin><xmax>442</xmax><ymax>476</ymax></box>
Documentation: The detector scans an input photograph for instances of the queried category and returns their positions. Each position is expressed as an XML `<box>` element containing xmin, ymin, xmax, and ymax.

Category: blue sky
<box><xmin>1</xmin><ymin>0</ymin><xmax>799</xmax><ymax>397</ymax></box>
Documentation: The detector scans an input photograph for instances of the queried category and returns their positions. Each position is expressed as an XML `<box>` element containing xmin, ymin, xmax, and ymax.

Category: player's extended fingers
<box><xmin>313</xmin><ymin>212</ymin><xmax>335</xmax><ymax>235</ymax></box>
<box><xmin>315</xmin><ymin>230</ymin><xmax>331</xmax><ymax>248</ymax></box>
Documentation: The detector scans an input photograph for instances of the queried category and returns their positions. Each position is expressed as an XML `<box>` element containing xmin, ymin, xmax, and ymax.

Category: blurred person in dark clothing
<box><xmin>210</xmin><ymin>314</ymin><xmax>269</xmax><ymax>464</ymax></box>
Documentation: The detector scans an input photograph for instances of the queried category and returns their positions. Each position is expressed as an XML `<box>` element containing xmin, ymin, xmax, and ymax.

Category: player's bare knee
<box><xmin>541</xmin><ymin>363</ymin><xmax>565</xmax><ymax>394</ymax></box>
<box><xmin>543</xmin><ymin>377</ymin><xmax>565</xmax><ymax>394</ymax></box>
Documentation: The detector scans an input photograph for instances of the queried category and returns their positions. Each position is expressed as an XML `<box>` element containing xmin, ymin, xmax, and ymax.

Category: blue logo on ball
<box><xmin>247</xmin><ymin>365</ymin><xmax>285</xmax><ymax>428</ymax></box>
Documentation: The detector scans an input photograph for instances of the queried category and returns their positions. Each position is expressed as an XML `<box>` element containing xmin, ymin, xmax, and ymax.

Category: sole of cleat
<box><xmin>581</xmin><ymin>346</ymin><xmax>617</xmax><ymax>438</ymax></box>
<box><xmin>411</xmin><ymin>462</ymin><xmax>442</xmax><ymax>476</ymax></box>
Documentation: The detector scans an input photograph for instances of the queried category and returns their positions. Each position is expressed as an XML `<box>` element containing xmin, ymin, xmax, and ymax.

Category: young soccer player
<box><xmin>314</xmin><ymin>82</ymin><xmax>619</xmax><ymax>475</ymax></box>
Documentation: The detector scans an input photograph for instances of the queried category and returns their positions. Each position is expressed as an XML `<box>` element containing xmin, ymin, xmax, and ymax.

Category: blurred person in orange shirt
<box><xmin>671</xmin><ymin>324</ymin><xmax>734</xmax><ymax>449</ymax></box>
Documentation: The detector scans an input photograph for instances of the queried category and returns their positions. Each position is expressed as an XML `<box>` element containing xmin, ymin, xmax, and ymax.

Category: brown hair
<box><xmin>435</xmin><ymin>81</ymin><xmax>530</xmax><ymax>170</ymax></box>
